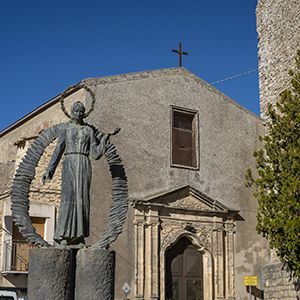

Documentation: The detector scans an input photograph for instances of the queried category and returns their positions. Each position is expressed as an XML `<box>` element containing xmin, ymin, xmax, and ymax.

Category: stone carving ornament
<box><xmin>168</xmin><ymin>196</ymin><xmax>206</xmax><ymax>210</ymax></box>
<box><xmin>196</xmin><ymin>227</ymin><xmax>212</xmax><ymax>250</ymax></box>
<box><xmin>11</xmin><ymin>84</ymin><xmax>128</xmax><ymax>249</ymax></box>
<box><xmin>160</xmin><ymin>222</ymin><xmax>213</xmax><ymax>252</ymax></box>
<box><xmin>160</xmin><ymin>223</ymin><xmax>183</xmax><ymax>251</ymax></box>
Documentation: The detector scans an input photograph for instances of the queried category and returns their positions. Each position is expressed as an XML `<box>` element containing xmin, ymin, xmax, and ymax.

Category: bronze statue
<box><xmin>12</xmin><ymin>84</ymin><xmax>127</xmax><ymax>249</ymax></box>
<box><xmin>42</xmin><ymin>101</ymin><xmax>119</xmax><ymax>245</ymax></box>
<box><xmin>11</xmin><ymin>84</ymin><xmax>128</xmax><ymax>299</ymax></box>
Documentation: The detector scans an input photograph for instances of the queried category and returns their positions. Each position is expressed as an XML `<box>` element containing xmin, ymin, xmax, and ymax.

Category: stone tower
<box><xmin>256</xmin><ymin>1</ymin><xmax>300</xmax><ymax>298</ymax></box>
<box><xmin>256</xmin><ymin>0</ymin><xmax>300</xmax><ymax>118</ymax></box>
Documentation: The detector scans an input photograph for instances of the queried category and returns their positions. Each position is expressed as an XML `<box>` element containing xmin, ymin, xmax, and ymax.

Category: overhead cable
<box><xmin>211</xmin><ymin>68</ymin><xmax>258</xmax><ymax>85</ymax></box>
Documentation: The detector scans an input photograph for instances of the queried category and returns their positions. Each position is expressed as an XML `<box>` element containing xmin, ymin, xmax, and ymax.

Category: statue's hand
<box><xmin>42</xmin><ymin>170</ymin><xmax>52</xmax><ymax>184</ymax></box>
<box><xmin>109</xmin><ymin>127</ymin><xmax>121</xmax><ymax>137</ymax></box>
<box><xmin>103</xmin><ymin>128</ymin><xmax>120</xmax><ymax>146</ymax></box>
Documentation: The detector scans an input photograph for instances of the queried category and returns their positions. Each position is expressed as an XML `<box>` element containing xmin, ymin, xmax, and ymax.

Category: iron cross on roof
<box><xmin>172</xmin><ymin>42</ymin><xmax>188</xmax><ymax>67</ymax></box>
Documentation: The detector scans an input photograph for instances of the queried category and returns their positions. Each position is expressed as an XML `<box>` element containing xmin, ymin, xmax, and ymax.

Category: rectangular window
<box><xmin>171</xmin><ymin>107</ymin><xmax>198</xmax><ymax>169</ymax></box>
<box><xmin>12</xmin><ymin>217</ymin><xmax>45</xmax><ymax>240</ymax></box>
<box><xmin>11</xmin><ymin>217</ymin><xmax>45</xmax><ymax>271</ymax></box>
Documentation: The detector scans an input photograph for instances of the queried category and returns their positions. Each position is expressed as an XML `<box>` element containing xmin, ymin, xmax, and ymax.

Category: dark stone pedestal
<box><xmin>75</xmin><ymin>248</ymin><xmax>115</xmax><ymax>300</ymax></box>
<box><xmin>28</xmin><ymin>248</ymin><xmax>75</xmax><ymax>300</ymax></box>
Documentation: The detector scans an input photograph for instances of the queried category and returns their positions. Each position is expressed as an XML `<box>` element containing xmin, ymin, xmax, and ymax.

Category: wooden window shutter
<box><xmin>172</xmin><ymin>109</ymin><xmax>197</xmax><ymax>168</ymax></box>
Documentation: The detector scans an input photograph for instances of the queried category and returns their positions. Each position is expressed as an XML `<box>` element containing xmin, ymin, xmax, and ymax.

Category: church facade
<box><xmin>0</xmin><ymin>0</ymin><xmax>299</xmax><ymax>298</ymax></box>
<box><xmin>0</xmin><ymin>68</ymin><xmax>269</xmax><ymax>299</ymax></box>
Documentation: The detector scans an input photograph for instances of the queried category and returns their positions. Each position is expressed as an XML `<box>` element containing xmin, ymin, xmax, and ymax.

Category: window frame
<box><xmin>1</xmin><ymin>200</ymin><xmax>56</xmax><ymax>273</ymax></box>
<box><xmin>170</xmin><ymin>106</ymin><xmax>199</xmax><ymax>170</ymax></box>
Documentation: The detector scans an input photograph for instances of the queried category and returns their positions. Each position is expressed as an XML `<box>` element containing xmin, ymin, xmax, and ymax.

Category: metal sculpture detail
<box><xmin>11</xmin><ymin>84</ymin><xmax>128</xmax><ymax>248</ymax></box>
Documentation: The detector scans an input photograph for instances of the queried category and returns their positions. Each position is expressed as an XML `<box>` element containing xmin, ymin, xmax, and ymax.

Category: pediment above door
<box><xmin>131</xmin><ymin>185</ymin><xmax>238</xmax><ymax>218</ymax></box>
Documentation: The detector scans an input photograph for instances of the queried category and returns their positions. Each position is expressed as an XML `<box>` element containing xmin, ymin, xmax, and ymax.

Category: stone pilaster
<box><xmin>134</xmin><ymin>217</ymin><xmax>146</xmax><ymax>299</ymax></box>
<box><xmin>225</xmin><ymin>222</ymin><xmax>235</xmax><ymax>299</ymax></box>
<box><xmin>213</xmin><ymin>222</ymin><xmax>225</xmax><ymax>300</ymax></box>
<box><xmin>146</xmin><ymin>214</ymin><xmax>160</xmax><ymax>299</ymax></box>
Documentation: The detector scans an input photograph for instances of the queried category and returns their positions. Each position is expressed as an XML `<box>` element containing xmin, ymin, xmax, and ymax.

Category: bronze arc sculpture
<box><xmin>11</xmin><ymin>84</ymin><xmax>128</xmax><ymax>249</ymax></box>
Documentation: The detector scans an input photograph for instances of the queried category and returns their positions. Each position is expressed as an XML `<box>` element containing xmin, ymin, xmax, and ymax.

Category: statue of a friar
<box><xmin>42</xmin><ymin>100</ymin><xmax>120</xmax><ymax>246</ymax></box>
<box><xmin>12</xmin><ymin>84</ymin><xmax>128</xmax><ymax>300</ymax></box>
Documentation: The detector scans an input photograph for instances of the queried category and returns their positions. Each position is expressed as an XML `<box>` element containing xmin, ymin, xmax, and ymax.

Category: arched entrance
<box><xmin>165</xmin><ymin>237</ymin><xmax>204</xmax><ymax>300</ymax></box>
<box><xmin>133</xmin><ymin>185</ymin><xmax>237</xmax><ymax>299</ymax></box>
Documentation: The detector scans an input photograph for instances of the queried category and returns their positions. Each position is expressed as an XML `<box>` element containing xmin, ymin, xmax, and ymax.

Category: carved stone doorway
<box><xmin>133</xmin><ymin>185</ymin><xmax>237</xmax><ymax>299</ymax></box>
<box><xmin>165</xmin><ymin>237</ymin><xmax>204</xmax><ymax>300</ymax></box>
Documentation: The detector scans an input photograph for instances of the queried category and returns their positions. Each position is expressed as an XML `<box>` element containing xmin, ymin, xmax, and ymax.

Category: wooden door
<box><xmin>165</xmin><ymin>237</ymin><xmax>203</xmax><ymax>300</ymax></box>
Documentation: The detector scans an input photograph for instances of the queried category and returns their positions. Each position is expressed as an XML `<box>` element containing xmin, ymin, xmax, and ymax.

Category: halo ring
<box><xmin>60</xmin><ymin>84</ymin><xmax>96</xmax><ymax>119</ymax></box>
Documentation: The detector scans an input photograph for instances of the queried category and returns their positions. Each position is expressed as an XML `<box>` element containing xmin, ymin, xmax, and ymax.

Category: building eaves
<box><xmin>0</xmin><ymin>82</ymin><xmax>81</xmax><ymax>138</ymax></box>
<box><xmin>1</xmin><ymin>67</ymin><xmax>262</xmax><ymax>138</ymax></box>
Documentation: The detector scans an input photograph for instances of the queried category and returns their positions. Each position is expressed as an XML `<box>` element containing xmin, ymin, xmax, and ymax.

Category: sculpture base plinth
<box><xmin>75</xmin><ymin>248</ymin><xmax>115</xmax><ymax>300</ymax></box>
<box><xmin>28</xmin><ymin>248</ymin><xmax>75</xmax><ymax>300</ymax></box>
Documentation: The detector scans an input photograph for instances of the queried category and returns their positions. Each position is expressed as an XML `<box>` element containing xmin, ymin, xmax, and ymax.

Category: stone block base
<box><xmin>28</xmin><ymin>248</ymin><xmax>75</xmax><ymax>300</ymax></box>
<box><xmin>28</xmin><ymin>247</ymin><xmax>115</xmax><ymax>300</ymax></box>
<box><xmin>75</xmin><ymin>248</ymin><xmax>115</xmax><ymax>300</ymax></box>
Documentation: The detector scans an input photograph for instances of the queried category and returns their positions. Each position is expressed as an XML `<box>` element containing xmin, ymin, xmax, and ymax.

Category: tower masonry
<box><xmin>256</xmin><ymin>0</ymin><xmax>300</xmax><ymax>118</ymax></box>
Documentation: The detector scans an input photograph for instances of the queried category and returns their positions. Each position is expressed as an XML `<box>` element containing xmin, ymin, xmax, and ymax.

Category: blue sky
<box><xmin>0</xmin><ymin>0</ymin><xmax>259</xmax><ymax>131</ymax></box>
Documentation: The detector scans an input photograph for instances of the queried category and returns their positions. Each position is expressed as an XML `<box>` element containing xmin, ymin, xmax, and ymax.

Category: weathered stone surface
<box><xmin>263</xmin><ymin>262</ymin><xmax>299</xmax><ymax>300</ymax></box>
<box><xmin>28</xmin><ymin>248</ymin><xmax>75</xmax><ymax>300</ymax></box>
<box><xmin>257</xmin><ymin>0</ymin><xmax>300</xmax><ymax>118</ymax></box>
<box><xmin>257</xmin><ymin>3</ymin><xmax>300</xmax><ymax>298</ymax></box>
<box><xmin>75</xmin><ymin>248</ymin><xmax>114</xmax><ymax>300</ymax></box>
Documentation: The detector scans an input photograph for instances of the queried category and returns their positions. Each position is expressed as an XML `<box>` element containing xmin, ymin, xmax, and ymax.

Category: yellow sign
<box><xmin>243</xmin><ymin>275</ymin><xmax>258</xmax><ymax>286</ymax></box>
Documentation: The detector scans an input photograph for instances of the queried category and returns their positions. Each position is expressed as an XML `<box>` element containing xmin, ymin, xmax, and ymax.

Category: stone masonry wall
<box><xmin>263</xmin><ymin>263</ymin><xmax>298</xmax><ymax>300</ymax></box>
<box><xmin>0</xmin><ymin>161</ymin><xmax>15</xmax><ymax>261</ymax></box>
<box><xmin>28</xmin><ymin>140</ymin><xmax>62</xmax><ymax>209</ymax></box>
<box><xmin>257</xmin><ymin>1</ymin><xmax>300</xmax><ymax>298</ymax></box>
<box><xmin>256</xmin><ymin>0</ymin><xmax>300</xmax><ymax>118</ymax></box>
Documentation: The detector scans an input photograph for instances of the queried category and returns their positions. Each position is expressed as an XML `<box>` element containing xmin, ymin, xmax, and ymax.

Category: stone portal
<box><xmin>133</xmin><ymin>185</ymin><xmax>238</xmax><ymax>300</ymax></box>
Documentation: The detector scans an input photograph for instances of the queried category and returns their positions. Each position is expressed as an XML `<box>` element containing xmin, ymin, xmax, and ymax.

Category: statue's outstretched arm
<box><xmin>42</xmin><ymin>132</ymin><xmax>66</xmax><ymax>183</ymax></box>
<box><xmin>90</xmin><ymin>127</ymin><xmax>120</xmax><ymax>160</ymax></box>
